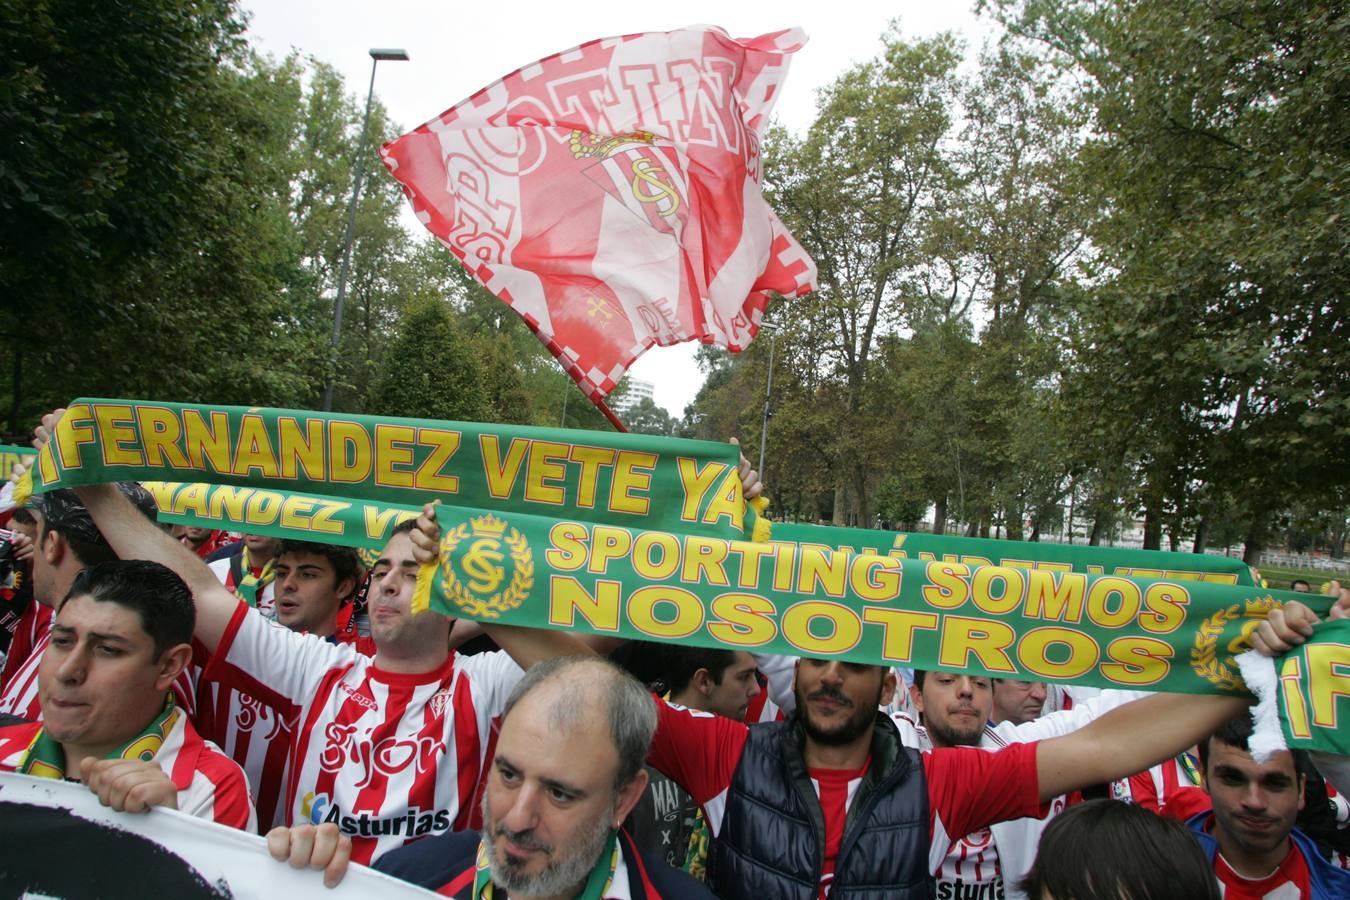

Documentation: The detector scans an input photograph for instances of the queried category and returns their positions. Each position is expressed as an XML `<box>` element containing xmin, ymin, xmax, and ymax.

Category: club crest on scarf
<box><xmin>439</xmin><ymin>515</ymin><xmax>534</xmax><ymax>620</ymax></box>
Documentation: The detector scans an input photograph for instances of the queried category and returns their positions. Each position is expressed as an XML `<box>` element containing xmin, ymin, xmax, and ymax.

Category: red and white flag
<box><xmin>381</xmin><ymin>26</ymin><xmax>817</xmax><ymax>403</ymax></box>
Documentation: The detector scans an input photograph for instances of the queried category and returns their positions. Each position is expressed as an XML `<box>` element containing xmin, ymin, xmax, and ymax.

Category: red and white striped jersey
<box><xmin>206</xmin><ymin>602</ymin><xmax>523</xmax><ymax>865</ymax></box>
<box><xmin>0</xmin><ymin>600</ymin><xmax>51</xmax><ymax>705</ymax></box>
<box><xmin>0</xmin><ymin>628</ymin><xmax>196</xmax><ymax>722</ymax></box>
<box><xmin>1112</xmin><ymin>753</ymin><xmax>1209</xmax><ymax>822</ymax></box>
<box><xmin>208</xmin><ymin>556</ymin><xmax>276</xmax><ymax>618</ymax></box>
<box><xmin>0</xmin><ymin>706</ymin><xmax>255</xmax><ymax>830</ymax></box>
<box><xmin>193</xmin><ymin>629</ymin><xmax>375</xmax><ymax>832</ymax></box>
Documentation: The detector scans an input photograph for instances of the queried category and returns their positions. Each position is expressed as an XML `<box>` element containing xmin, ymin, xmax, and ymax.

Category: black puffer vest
<box><xmin>707</xmin><ymin>713</ymin><xmax>934</xmax><ymax>900</ymax></box>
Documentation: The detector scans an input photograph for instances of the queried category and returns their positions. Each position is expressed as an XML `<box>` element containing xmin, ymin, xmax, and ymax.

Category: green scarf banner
<box><xmin>145</xmin><ymin>481</ymin><xmax>421</xmax><ymax>550</ymax></box>
<box><xmin>0</xmin><ymin>444</ymin><xmax>34</xmax><ymax>485</ymax></box>
<box><xmin>21</xmin><ymin>400</ymin><xmax>759</xmax><ymax>540</ymax></box>
<box><xmin>21</xmin><ymin>695</ymin><xmax>178</xmax><ymax>779</ymax></box>
<box><xmin>412</xmin><ymin>504</ymin><xmax>1333</xmax><ymax>699</ymax></box>
<box><xmin>18</xmin><ymin>399</ymin><xmax>1342</xmax><ymax>750</ymax></box>
<box><xmin>772</xmin><ymin>521</ymin><xmax>1254</xmax><ymax>586</ymax></box>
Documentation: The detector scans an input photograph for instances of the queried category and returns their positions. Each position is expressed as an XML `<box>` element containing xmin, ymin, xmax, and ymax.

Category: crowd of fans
<box><xmin>0</xmin><ymin>409</ymin><xmax>1347</xmax><ymax>899</ymax></box>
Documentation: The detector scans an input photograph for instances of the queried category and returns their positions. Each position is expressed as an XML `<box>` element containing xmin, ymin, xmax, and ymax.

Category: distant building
<box><xmin>612</xmin><ymin>378</ymin><xmax>655</xmax><ymax>414</ymax></box>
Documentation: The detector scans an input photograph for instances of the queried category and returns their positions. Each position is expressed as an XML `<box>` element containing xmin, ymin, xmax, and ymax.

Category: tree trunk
<box><xmin>853</xmin><ymin>465</ymin><xmax>870</xmax><ymax>532</ymax></box>
<box><xmin>1006</xmin><ymin>505</ymin><xmax>1024</xmax><ymax>542</ymax></box>
<box><xmin>932</xmin><ymin>496</ymin><xmax>947</xmax><ymax>536</ymax></box>
<box><xmin>1168</xmin><ymin>530</ymin><xmax>1180</xmax><ymax>552</ymax></box>
<box><xmin>1088</xmin><ymin>516</ymin><xmax>1104</xmax><ymax>546</ymax></box>
<box><xmin>1242</xmin><ymin>508</ymin><xmax>1270</xmax><ymax>566</ymax></box>
<box><xmin>1142</xmin><ymin>500</ymin><xmax>1162</xmax><ymax>551</ymax></box>
<box><xmin>6</xmin><ymin>349</ymin><xmax>19</xmax><ymax>436</ymax></box>
<box><xmin>1331</xmin><ymin>514</ymin><xmax>1347</xmax><ymax>559</ymax></box>
<box><xmin>1193</xmin><ymin>518</ymin><xmax>1209</xmax><ymax>554</ymax></box>
<box><xmin>832</xmin><ymin>484</ymin><xmax>846</xmax><ymax>526</ymax></box>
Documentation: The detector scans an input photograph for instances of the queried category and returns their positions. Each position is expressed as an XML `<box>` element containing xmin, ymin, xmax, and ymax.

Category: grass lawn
<box><xmin>1256</xmin><ymin>563</ymin><xmax>1347</xmax><ymax>592</ymax></box>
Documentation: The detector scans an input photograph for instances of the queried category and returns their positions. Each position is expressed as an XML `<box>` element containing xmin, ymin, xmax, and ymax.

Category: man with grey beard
<box><xmin>272</xmin><ymin>655</ymin><xmax>714</xmax><ymax>898</ymax></box>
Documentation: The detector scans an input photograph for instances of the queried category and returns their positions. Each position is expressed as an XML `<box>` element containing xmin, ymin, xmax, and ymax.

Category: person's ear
<box><xmin>155</xmin><ymin>643</ymin><xmax>192</xmax><ymax>691</ymax></box>
<box><xmin>42</xmin><ymin>530</ymin><xmax>64</xmax><ymax>566</ymax></box>
<box><xmin>880</xmin><ymin>668</ymin><xmax>897</xmax><ymax>707</ymax></box>
<box><xmin>613</xmin><ymin>768</ymin><xmax>650</xmax><ymax>826</ymax></box>
<box><xmin>690</xmin><ymin>667</ymin><xmax>715</xmax><ymax>697</ymax></box>
<box><xmin>909</xmin><ymin>682</ymin><xmax>925</xmax><ymax>715</ymax></box>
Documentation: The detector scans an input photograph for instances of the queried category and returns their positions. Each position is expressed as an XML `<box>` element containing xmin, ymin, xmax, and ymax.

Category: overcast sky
<box><xmin>242</xmin><ymin>1</ymin><xmax>995</xmax><ymax>417</ymax></box>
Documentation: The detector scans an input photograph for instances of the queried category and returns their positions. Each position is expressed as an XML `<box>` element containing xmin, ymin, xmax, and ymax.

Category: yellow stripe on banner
<box><xmin>412</xmin><ymin>562</ymin><xmax>435</xmax><ymax>616</ymax></box>
<box><xmin>750</xmin><ymin>496</ymin><xmax>772</xmax><ymax>544</ymax></box>
<box><xmin>11</xmin><ymin>468</ymin><xmax>32</xmax><ymax>507</ymax></box>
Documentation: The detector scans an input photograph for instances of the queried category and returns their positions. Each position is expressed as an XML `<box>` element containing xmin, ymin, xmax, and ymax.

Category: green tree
<box><xmin>764</xmin><ymin>28</ymin><xmax>964</xmax><ymax>524</ymax></box>
<box><xmin>365</xmin><ymin>300</ymin><xmax>487</xmax><ymax>421</ymax></box>
<box><xmin>991</xmin><ymin>0</ymin><xmax>1350</xmax><ymax>559</ymax></box>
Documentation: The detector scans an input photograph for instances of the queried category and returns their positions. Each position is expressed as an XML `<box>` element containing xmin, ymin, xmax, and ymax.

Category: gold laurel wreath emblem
<box><xmin>438</xmin><ymin>517</ymin><xmax>534</xmax><ymax>620</ymax></box>
<box><xmin>1190</xmin><ymin>597</ymin><xmax>1281</xmax><ymax>691</ymax></box>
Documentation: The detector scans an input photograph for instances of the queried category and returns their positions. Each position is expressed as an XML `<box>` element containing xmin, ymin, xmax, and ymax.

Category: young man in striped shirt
<box><xmin>193</xmin><ymin>539</ymin><xmax>370</xmax><ymax>831</ymax></box>
<box><xmin>0</xmin><ymin>559</ymin><xmax>254</xmax><ymax>830</ymax></box>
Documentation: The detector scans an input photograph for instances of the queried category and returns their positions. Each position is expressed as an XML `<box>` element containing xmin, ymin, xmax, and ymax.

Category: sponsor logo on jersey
<box><xmin>302</xmin><ymin>791</ymin><xmax>331</xmax><ymax>824</ymax></box>
<box><xmin>337</xmin><ymin>681</ymin><xmax>379</xmax><ymax>711</ymax></box>
<box><xmin>318</xmin><ymin>802</ymin><xmax>452</xmax><ymax>838</ymax></box>
<box><xmin>936</xmin><ymin>878</ymin><xmax>1005</xmax><ymax>900</ymax></box>
<box><xmin>318</xmin><ymin>723</ymin><xmax>445</xmax><ymax>788</ymax></box>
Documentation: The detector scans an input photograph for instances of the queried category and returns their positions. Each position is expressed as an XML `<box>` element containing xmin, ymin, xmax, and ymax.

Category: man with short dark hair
<box><xmin>208</xmin><ymin>533</ymin><xmax>282</xmax><ymax>615</ymax></box>
<box><xmin>0</xmin><ymin>484</ymin><xmax>194</xmax><ymax>720</ymax></box>
<box><xmin>624</xmin><ymin>645</ymin><xmax>766</xmax><ymax>878</ymax></box>
<box><xmin>901</xmin><ymin>669</ymin><xmax>1153</xmax><ymax>900</ymax></box>
<box><xmin>0</xmin><ymin>560</ymin><xmax>254</xmax><ymax>829</ymax></box>
<box><xmin>1189</xmin><ymin>714</ymin><xmax>1350</xmax><ymax>898</ymax></box>
<box><xmin>1291</xmin><ymin>579</ymin><xmax>1312</xmax><ymax>593</ymax></box>
<box><xmin>650</xmin><ymin>654</ymin><xmax>1289</xmax><ymax>900</ymax></box>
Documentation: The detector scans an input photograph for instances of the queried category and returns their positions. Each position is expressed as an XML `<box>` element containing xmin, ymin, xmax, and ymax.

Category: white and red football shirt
<box><xmin>649</xmin><ymin>699</ymin><xmax>1046</xmax><ymax>899</ymax></box>
<box><xmin>0</xmin><ymin>600</ymin><xmax>52</xmax><ymax>713</ymax></box>
<box><xmin>0</xmin><ymin>706</ymin><xmax>255</xmax><ymax>830</ymax></box>
<box><xmin>0</xmin><ymin>599</ymin><xmax>50</xmax><ymax>696</ymax></box>
<box><xmin>1113</xmin><ymin>753</ymin><xmax>1210</xmax><ymax>822</ymax></box>
<box><xmin>205</xmin><ymin>602</ymin><xmax>522</xmax><ymax>864</ymax></box>
<box><xmin>1213</xmin><ymin>840</ymin><xmax>1312</xmax><ymax>899</ymax></box>
<box><xmin>193</xmin><ymin>628</ymin><xmax>376</xmax><ymax>832</ymax></box>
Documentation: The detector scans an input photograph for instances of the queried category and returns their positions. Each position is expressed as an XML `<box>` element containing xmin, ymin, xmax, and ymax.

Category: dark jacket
<box><xmin>708</xmin><ymin>712</ymin><xmax>934</xmax><ymax>900</ymax></box>
<box><xmin>1186</xmin><ymin>811</ymin><xmax>1350</xmax><ymax>900</ymax></box>
<box><xmin>374</xmin><ymin>826</ymin><xmax>715</xmax><ymax>899</ymax></box>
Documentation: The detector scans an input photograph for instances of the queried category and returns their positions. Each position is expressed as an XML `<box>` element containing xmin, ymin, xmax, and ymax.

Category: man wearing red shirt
<box><xmin>650</xmin><ymin>658</ymin><xmax>1272</xmax><ymax>900</ymax></box>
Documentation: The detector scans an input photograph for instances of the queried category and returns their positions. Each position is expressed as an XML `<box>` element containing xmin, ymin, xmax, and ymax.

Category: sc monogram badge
<box><xmin>438</xmin><ymin>514</ymin><xmax>534</xmax><ymax>619</ymax></box>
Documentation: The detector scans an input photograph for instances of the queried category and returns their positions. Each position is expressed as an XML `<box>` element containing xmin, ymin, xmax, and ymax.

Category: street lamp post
<box><xmin>321</xmin><ymin>47</ymin><xmax>409</xmax><ymax>411</ymax></box>
<box><xmin>757</xmin><ymin>324</ymin><xmax>778</xmax><ymax>479</ymax></box>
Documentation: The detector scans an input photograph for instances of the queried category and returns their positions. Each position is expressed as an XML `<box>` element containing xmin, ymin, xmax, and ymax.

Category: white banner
<box><xmin>0</xmin><ymin>773</ymin><xmax>436</xmax><ymax>898</ymax></box>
